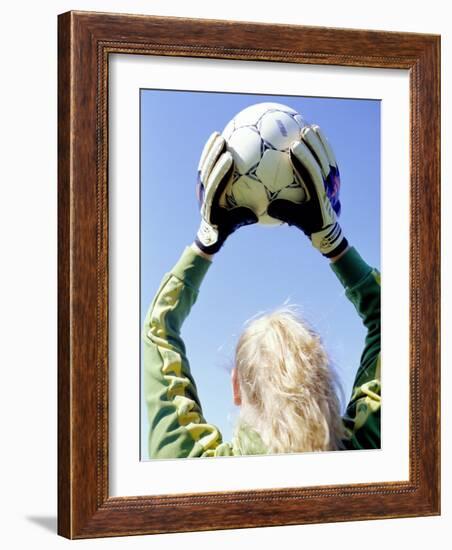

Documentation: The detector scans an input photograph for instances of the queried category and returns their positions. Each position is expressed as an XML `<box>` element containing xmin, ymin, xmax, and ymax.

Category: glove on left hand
<box><xmin>195</xmin><ymin>132</ymin><xmax>258</xmax><ymax>254</ymax></box>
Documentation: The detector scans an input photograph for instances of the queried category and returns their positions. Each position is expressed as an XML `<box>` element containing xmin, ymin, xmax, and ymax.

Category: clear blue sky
<box><xmin>140</xmin><ymin>89</ymin><xmax>380</xmax><ymax>460</ymax></box>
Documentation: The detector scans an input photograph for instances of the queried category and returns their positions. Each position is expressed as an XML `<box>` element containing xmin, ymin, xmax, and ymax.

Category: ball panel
<box><xmin>231</xmin><ymin>175</ymin><xmax>268</xmax><ymax>216</ymax></box>
<box><xmin>276</xmin><ymin>185</ymin><xmax>306</xmax><ymax>204</ymax></box>
<box><xmin>233</xmin><ymin>102</ymin><xmax>296</xmax><ymax>128</ymax></box>
<box><xmin>294</xmin><ymin>114</ymin><xmax>306</xmax><ymax>129</ymax></box>
<box><xmin>222</xmin><ymin>119</ymin><xmax>235</xmax><ymax>140</ymax></box>
<box><xmin>233</xmin><ymin>103</ymin><xmax>274</xmax><ymax>128</ymax></box>
<box><xmin>256</xmin><ymin>149</ymin><xmax>294</xmax><ymax>193</ymax></box>
<box><xmin>262</xmin><ymin>102</ymin><xmax>298</xmax><ymax>115</ymax></box>
<box><xmin>258</xmin><ymin>212</ymin><xmax>284</xmax><ymax>226</ymax></box>
<box><xmin>258</xmin><ymin>111</ymin><xmax>301</xmax><ymax>151</ymax></box>
<box><xmin>228</xmin><ymin>127</ymin><xmax>262</xmax><ymax>174</ymax></box>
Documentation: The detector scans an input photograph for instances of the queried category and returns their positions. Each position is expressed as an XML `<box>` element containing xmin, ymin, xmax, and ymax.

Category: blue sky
<box><xmin>140</xmin><ymin>89</ymin><xmax>380</xmax><ymax>460</ymax></box>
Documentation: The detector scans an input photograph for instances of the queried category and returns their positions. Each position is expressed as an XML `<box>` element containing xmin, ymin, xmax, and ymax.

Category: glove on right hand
<box><xmin>267</xmin><ymin>125</ymin><xmax>348</xmax><ymax>258</ymax></box>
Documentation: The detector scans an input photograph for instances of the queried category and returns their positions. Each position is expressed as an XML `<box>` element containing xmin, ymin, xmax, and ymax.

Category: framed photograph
<box><xmin>58</xmin><ymin>11</ymin><xmax>440</xmax><ymax>538</ymax></box>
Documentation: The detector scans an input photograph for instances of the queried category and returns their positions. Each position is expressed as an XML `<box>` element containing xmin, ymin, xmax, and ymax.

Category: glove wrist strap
<box><xmin>311</xmin><ymin>222</ymin><xmax>348</xmax><ymax>258</ymax></box>
<box><xmin>195</xmin><ymin>219</ymin><xmax>222</xmax><ymax>254</ymax></box>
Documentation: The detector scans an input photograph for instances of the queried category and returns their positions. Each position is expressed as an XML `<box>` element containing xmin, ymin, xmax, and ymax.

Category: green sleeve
<box><xmin>142</xmin><ymin>246</ymin><xmax>234</xmax><ymax>459</ymax></box>
<box><xmin>330</xmin><ymin>247</ymin><xmax>381</xmax><ymax>450</ymax></box>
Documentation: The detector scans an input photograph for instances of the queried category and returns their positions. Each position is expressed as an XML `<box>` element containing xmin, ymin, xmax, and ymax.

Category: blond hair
<box><xmin>234</xmin><ymin>307</ymin><xmax>345</xmax><ymax>454</ymax></box>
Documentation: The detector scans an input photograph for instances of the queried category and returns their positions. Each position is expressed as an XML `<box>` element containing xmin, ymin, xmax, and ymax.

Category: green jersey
<box><xmin>142</xmin><ymin>246</ymin><xmax>381</xmax><ymax>458</ymax></box>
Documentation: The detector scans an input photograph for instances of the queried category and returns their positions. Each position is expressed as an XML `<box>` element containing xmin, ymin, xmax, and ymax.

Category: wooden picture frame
<box><xmin>58</xmin><ymin>10</ymin><xmax>440</xmax><ymax>539</ymax></box>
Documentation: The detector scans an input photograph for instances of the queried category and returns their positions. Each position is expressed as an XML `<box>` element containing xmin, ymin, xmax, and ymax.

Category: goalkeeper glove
<box><xmin>195</xmin><ymin>131</ymin><xmax>258</xmax><ymax>254</ymax></box>
<box><xmin>267</xmin><ymin>124</ymin><xmax>348</xmax><ymax>258</ymax></box>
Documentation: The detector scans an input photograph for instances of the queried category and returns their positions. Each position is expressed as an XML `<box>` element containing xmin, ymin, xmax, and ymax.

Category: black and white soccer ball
<box><xmin>220</xmin><ymin>102</ymin><xmax>307</xmax><ymax>225</ymax></box>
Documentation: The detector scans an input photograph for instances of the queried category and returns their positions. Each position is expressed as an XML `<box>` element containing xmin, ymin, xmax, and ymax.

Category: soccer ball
<box><xmin>220</xmin><ymin>102</ymin><xmax>307</xmax><ymax>225</ymax></box>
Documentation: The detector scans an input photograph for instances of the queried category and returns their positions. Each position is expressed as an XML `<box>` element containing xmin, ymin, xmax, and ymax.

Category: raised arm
<box><xmin>143</xmin><ymin>244</ymin><xmax>223</xmax><ymax>458</ymax></box>
<box><xmin>143</xmin><ymin>132</ymin><xmax>257</xmax><ymax>459</ymax></box>
<box><xmin>267</xmin><ymin>124</ymin><xmax>380</xmax><ymax>449</ymax></box>
<box><xmin>330</xmin><ymin>247</ymin><xmax>381</xmax><ymax>449</ymax></box>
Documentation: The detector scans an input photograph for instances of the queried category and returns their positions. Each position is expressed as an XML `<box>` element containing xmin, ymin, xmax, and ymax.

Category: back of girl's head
<box><xmin>234</xmin><ymin>306</ymin><xmax>345</xmax><ymax>454</ymax></box>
